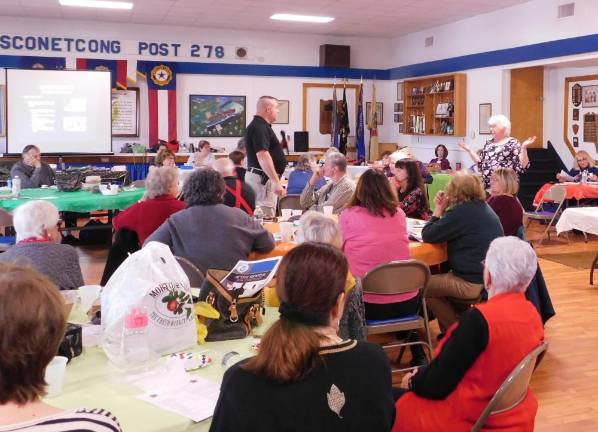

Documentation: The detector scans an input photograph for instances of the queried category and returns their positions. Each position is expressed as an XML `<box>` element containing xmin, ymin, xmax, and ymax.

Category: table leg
<box><xmin>591</xmin><ymin>253</ymin><xmax>598</xmax><ymax>286</ymax></box>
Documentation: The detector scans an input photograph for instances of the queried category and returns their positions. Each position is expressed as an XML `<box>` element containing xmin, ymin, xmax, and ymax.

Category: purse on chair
<box><xmin>198</xmin><ymin>269</ymin><xmax>264</xmax><ymax>341</ymax></box>
<box><xmin>55</xmin><ymin>172</ymin><xmax>83</xmax><ymax>192</ymax></box>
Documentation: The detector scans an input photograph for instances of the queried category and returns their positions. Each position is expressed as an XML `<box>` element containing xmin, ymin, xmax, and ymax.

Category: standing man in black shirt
<box><xmin>245</xmin><ymin>96</ymin><xmax>287</xmax><ymax>217</ymax></box>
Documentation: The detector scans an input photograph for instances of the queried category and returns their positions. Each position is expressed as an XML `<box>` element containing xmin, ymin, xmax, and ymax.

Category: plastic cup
<box><xmin>281</xmin><ymin>208</ymin><xmax>292</xmax><ymax>221</ymax></box>
<box><xmin>78</xmin><ymin>285</ymin><xmax>101</xmax><ymax>314</ymax></box>
<box><xmin>291</xmin><ymin>210</ymin><xmax>303</xmax><ymax>217</ymax></box>
<box><xmin>323</xmin><ymin>205</ymin><xmax>334</xmax><ymax>217</ymax></box>
<box><xmin>44</xmin><ymin>356</ymin><xmax>68</xmax><ymax>398</ymax></box>
<box><xmin>279</xmin><ymin>222</ymin><xmax>294</xmax><ymax>242</ymax></box>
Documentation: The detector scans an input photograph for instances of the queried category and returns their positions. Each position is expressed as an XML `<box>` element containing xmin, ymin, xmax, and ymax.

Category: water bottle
<box><xmin>6</xmin><ymin>178</ymin><xmax>12</xmax><ymax>190</ymax></box>
<box><xmin>121</xmin><ymin>307</ymin><xmax>151</xmax><ymax>368</ymax></box>
<box><xmin>12</xmin><ymin>176</ymin><xmax>21</xmax><ymax>198</ymax></box>
<box><xmin>581</xmin><ymin>171</ymin><xmax>588</xmax><ymax>184</ymax></box>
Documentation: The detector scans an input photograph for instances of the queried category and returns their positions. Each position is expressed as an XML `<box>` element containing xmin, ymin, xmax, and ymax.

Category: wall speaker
<box><xmin>294</xmin><ymin>131</ymin><xmax>309</xmax><ymax>152</ymax></box>
<box><xmin>319</xmin><ymin>44</ymin><xmax>350</xmax><ymax>68</ymax></box>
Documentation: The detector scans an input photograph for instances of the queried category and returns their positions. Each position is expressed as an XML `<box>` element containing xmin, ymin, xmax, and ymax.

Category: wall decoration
<box><xmin>189</xmin><ymin>95</ymin><xmax>246</xmax><ymax>137</ymax></box>
<box><xmin>573</xmin><ymin>137</ymin><xmax>579</xmax><ymax>147</ymax></box>
<box><xmin>479</xmin><ymin>103</ymin><xmax>492</xmax><ymax>134</ymax></box>
<box><xmin>273</xmin><ymin>99</ymin><xmax>289</xmax><ymax>124</ymax></box>
<box><xmin>111</xmin><ymin>88</ymin><xmax>140</xmax><ymax>137</ymax></box>
<box><xmin>0</xmin><ymin>85</ymin><xmax>5</xmax><ymax>137</ymax></box>
<box><xmin>394</xmin><ymin>102</ymin><xmax>404</xmax><ymax>113</ymax></box>
<box><xmin>398</xmin><ymin>123</ymin><xmax>404</xmax><ymax>133</ymax></box>
<box><xmin>582</xmin><ymin>85</ymin><xmax>598</xmax><ymax>108</ymax></box>
<box><xmin>572</xmin><ymin>83</ymin><xmax>582</xmax><ymax>107</ymax></box>
<box><xmin>366</xmin><ymin>102</ymin><xmax>383</xmax><ymax>126</ymax></box>
<box><xmin>397</xmin><ymin>82</ymin><xmax>404</xmax><ymax>101</ymax></box>
<box><xmin>583</xmin><ymin>113</ymin><xmax>597</xmax><ymax>144</ymax></box>
<box><xmin>573</xmin><ymin>108</ymin><xmax>579</xmax><ymax>121</ymax></box>
<box><xmin>572</xmin><ymin>124</ymin><xmax>579</xmax><ymax>135</ymax></box>
<box><xmin>394</xmin><ymin>114</ymin><xmax>400</xmax><ymax>123</ymax></box>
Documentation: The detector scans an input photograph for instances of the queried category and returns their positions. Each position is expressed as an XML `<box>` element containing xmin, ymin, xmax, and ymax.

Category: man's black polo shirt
<box><xmin>245</xmin><ymin>115</ymin><xmax>286</xmax><ymax>176</ymax></box>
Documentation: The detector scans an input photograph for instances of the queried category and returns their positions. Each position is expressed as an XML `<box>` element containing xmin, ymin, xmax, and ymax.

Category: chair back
<box><xmin>0</xmin><ymin>209</ymin><xmax>13</xmax><ymax>228</ymax></box>
<box><xmin>175</xmin><ymin>256</ymin><xmax>205</xmax><ymax>288</ymax></box>
<box><xmin>362</xmin><ymin>260</ymin><xmax>430</xmax><ymax>297</ymax></box>
<box><xmin>471</xmin><ymin>341</ymin><xmax>549</xmax><ymax>432</ymax></box>
<box><xmin>543</xmin><ymin>184</ymin><xmax>566</xmax><ymax>204</ymax></box>
<box><xmin>279</xmin><ymin>194</ymin><xmax>302</xmax><ymax>211</ymax></box>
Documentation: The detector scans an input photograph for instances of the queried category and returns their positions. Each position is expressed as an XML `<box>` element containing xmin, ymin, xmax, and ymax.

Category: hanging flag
<box><xmin>76</xmin><ymin>58</ymin><xmax>128</xmax><ymax>89</ymax></box>
<box><xmin>338</xmin><ymin>82</ymin><xmax>350</xmax><ymax>155</ymax></box>
<box><xmin>330</xmin><ymin>82</ymin><xmax>339</xmax><ymax>149</ymax></box>
<box><xmin>356</xmin><ymin>82</ymin><xmax>365</xmax><ymax>163</ymax></box>
<box><xmin>18</xmin><ymin>56</ymin><xmax>65</xmax><ymax>70</ymax></box>
<box><xmin>138</xmin><ymin>61</ymin><xmax>178</xmax><ymax>146</ymax></box>
<box><xmin>367</xmin><ymin>81</ymin><xmax>379</xmax><ymax>162</ymax></box>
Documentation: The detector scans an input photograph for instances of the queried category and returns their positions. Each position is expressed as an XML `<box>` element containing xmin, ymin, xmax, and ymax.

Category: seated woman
<box><xmin>422</xmin><ymin>171</ymin><xmax>503</xmax><ymax>332</ymax></box>
<box><xmin>393</xmin><ymin>237</ymin><xmax>544</xmax><ymax>432</ymax></box>
<box><xmin>146</xmin><ymin>168</ymin><xmax>274</xmax><ymax>273</ymax></box>
<box><xmin>556</xmin><ymin>150</ymin><xmax>598</xmax><ymax>182</ymax></box>
<box><xmin>186</xmin><ymin>140</ymin><xmax>214</xmax><ymax>168</ymax></box>
<box><xmin>394</xmin><ymin>159</ymin><xmax>430</xmax><ymax>220</ymax></box>
<box><xmin>113</xmin><ymin>166</ymin><xmax>186</xmax><ymax>246</ymax></box>
<box><xmin>0</xmin><ymin>201</ymin><xmax>84</xmax><ymax>290</ymax></box>
<box><xmin>210</xmin><ymin>243</ymin><xmax>395</xmax><ymax>432</ymax></box>
<box><xmin>287</xmin><ymin>155</ymin><xmax>325</xmax><ymax>194</ymax></box>
<box><xmin>487</xmin><ymin>167</ymin><xmax>524</xmax><ymax>236</ymax></box>
<box><xmin>429</xmin><ymin>144</ymin><xmax>452</xmax><ymax>171</ymax></box>
<box><xmin>154</xmin><ymin>148</ymin><xmax>176</xmax><ymax>168</ymax></box>
<box><xmin>0</xmin><ymin>263</ymin><xmax>122</xmax><ymax>431</ymax></box>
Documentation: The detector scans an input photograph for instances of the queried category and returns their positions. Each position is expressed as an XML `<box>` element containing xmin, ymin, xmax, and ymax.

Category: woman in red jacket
<box><xmin>393</xmin><ymin>236</ymin><xmax>544</xmax><ymax>432</ymax></box>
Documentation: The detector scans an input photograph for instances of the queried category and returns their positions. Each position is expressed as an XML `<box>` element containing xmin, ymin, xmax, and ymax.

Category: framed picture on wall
<box><xmin>189</xmin><ymin>95</ymin><xmax>246</xmax><ymax>137</ymax></box>
<box><xmin>111</xmin><ymin>88</ymin><xmax>140</xmax><ymax>137</ymax></box>
<box><xmin>479</xmin><ymin>103</ymin><xmax>492</xmax><ymax>134</ymax></box>
<box><xmin>0</xmin><ymin>85</ymin><xmax>5</xmax><ymax>137</ymax></box>
<box><xmin>273</xmin><ymin>99</ymin><xmax>289</xmax><ymax>124</ymax></box>
<box><xmin>582</xmin><ymin>85</ymin><xmax>598</xmax><ymax>108</ymax></box>
<box><xmin>366</xmin><ymin>102</ymin><xmax>383</xmax><ymax>126</ymax></box>
<box><xmin>397</xmin><ymin>82</ymin><xmax>404</xmax><ymax>101</ymax></box>
<box><xmin>573</xmin><ymin>108</ymin><xmax>580</xmax><ymax>121</ymax></box>
<box><xmin>394</xmin><ymin>114</ymin><xmax>400</xmax><ymax>123</ymax></box>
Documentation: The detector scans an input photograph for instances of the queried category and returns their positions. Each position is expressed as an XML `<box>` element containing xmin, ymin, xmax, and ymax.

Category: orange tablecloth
<box><xmin>533</xmin><ymin>182</ymin><xmax>598</xmax><ymax>206</ymax></box>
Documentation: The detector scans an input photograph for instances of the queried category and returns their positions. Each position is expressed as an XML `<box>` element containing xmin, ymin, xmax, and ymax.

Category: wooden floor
<box><xmin>76</xmin><ymin>223</ymin><xmax>598</xmax><ymax>431</ymax></box>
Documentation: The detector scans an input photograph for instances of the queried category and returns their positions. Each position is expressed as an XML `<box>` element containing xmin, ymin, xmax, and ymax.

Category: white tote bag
<box><xmin>102</xmin><ymin>242</ymin><xmax>197</xmax><ymax>362</ymax></box>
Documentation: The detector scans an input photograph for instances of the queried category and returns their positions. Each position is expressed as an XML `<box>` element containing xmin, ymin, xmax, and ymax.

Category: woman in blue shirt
<box><xmin>287</xmin><ymin>155</ymin><xmax>325</xmax><ymax>194</ymax></box>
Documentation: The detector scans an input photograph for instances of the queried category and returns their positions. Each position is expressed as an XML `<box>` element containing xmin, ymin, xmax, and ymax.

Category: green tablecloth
<box><xmin>427</xmin><ymin>173</ymin><xmax>452</xmax><ymax>210</ymax></box>
<box><xmin>46</xmin><ymin>307</ymin><xmax>278</xmax><ymax>431</ymax></box>
<box><xmin>0</xmin><ymin>188</ymin><xmax>145</xmax><ymax>213</ymax></box>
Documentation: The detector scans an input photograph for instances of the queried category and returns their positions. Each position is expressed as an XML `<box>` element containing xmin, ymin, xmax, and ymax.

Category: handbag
<box><xmin>55</xmin><ymin>172</ymin><xmax>83</xmax><ymax>192</ymax></box>
<box><xmin>58</xmin><ymin>323</ymin><xmax>83</xmax><ymax>362</ymax></box>
<box><xmin>198</xmin><ymin>269</ymin><xmax>264</xmax><ymax>341</ymax></box>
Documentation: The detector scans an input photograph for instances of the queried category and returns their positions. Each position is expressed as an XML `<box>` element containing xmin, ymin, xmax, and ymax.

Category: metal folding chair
<box><xmin>524</xmin><ymin>184</ymin><xmax>567</xmax><ymax>245</ymax></box>
<box><xmin>363</xmin><ymin>259</ymin><xmax>433</xmax><ymax>374</ymax></box>
<box><xmin>471</xmin><ymin>341</ymin><xmax>548</xmax><ymax>432</ymax></box>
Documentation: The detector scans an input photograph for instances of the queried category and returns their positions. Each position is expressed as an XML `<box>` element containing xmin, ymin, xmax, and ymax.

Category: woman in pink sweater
<box><xmin>339</xmin><ymin>169</ymin><xmax>415</xmax><ymax>320</ymax></box>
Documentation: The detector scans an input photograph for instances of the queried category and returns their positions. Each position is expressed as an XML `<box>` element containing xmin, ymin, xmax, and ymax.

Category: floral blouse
<box><xmin>479</xmin><ymin>138</ymin><xmax>527</xmax><ymax>188</ymax></box>
<box><xmin>398</xmin><ymin>187</ymin><xmax>430</xmax><ymax>220</ymax></box>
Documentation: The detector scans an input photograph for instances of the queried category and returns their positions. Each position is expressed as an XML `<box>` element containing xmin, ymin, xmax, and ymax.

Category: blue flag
<box><xmin>356</xmin><ymin>83</ymin><xmax>365</xmax><ymax>163</ymax></box>
<box><xmin>18</xmin><ymin>56</ymin><xmax>65</xmax><ymax>70</ymax></box>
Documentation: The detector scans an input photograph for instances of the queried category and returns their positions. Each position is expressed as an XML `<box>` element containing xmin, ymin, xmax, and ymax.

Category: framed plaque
<box><xmin>111</xmin><ymin>88</ymin><xmax>140</xmax><ymax>137</ymax></box>
<box><xmin>572</xmin><ymin>83</ymin><xmax>582</xmax><ymax>107</ymax></box>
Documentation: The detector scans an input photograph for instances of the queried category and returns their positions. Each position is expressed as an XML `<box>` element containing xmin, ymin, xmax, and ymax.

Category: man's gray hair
<box><xmin>326</xmin><ymin>152</ymin><xmax>347</xmax><ymax>173</ymax></box>
<box><xmin>13</xmin><ymin>200</ymin><xmax>59</xmax><ymax>242</ymax></box>
<box><xmin>298</xmin><ymin>210</ymin><xmax>342</xmax><ymax>248</ymax></box>
<box><xmin>213</xmin><ymin>158</ymin><xmax>235</xmax><ymax>177</ymax></box>
<box><xmin>484</xmin><ymin>236</ymin><xmax>537</xmax><ymax>296</ymax></box>
<box><xmin>145</xmin><ymin>166</ymin><xmax>179</xmax><ymax>199</ymax></box>
<box><xmin>257</xmin><ymin>95</ymin><xmax>277</xmax><ymax>110</ymax></box>
<box><xmin>488</xmin><ymin>114</ymin><xmax>511</xmax><ymax>136</ymax></box>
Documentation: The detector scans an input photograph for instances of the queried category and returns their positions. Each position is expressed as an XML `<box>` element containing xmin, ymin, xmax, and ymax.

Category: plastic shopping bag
<box><xmin>102</xmin><ymin>242</ymin><xmax>197</xmax><ymax>366</ymax></box>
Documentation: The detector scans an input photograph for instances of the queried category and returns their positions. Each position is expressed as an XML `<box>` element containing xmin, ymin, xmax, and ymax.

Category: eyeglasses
<box><xmin>577</xmin><ymin>159</ymin><xmax>587</xmax><ymax>162</ymax></box>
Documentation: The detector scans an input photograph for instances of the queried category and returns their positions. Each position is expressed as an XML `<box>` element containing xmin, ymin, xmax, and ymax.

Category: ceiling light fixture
<box><xmin>59</xmin><ymin>0</ymin><xmax>133</xmax><ymax>10</ymax></box>
<box><xmin>270</xmin><ymin>13</ymin><xmax>334</xmax><ymax>23</ymax></box>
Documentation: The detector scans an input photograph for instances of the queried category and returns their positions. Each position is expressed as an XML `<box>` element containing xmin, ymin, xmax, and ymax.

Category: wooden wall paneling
<box><xmin>510</xmin><ymin>66</ymin><xmax>544</xmax><ymax>148</ymax></box>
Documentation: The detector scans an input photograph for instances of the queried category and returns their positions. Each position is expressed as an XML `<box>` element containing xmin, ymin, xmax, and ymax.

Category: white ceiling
<box><xmin>0</xmin><ymin>0</ymin><xmax>533</xmax><ymax>38</ymax></box>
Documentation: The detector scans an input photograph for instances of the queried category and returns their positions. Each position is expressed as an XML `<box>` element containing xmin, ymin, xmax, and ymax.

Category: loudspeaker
<box><xmin>294</xmin><ymin>131</ymin><xmax>309</xmax><ymax>152</ymax></box>
<box><xmin>319</xmin><ymin>44</ymin><xmax>350</xmax><ymax>68</ymax></box>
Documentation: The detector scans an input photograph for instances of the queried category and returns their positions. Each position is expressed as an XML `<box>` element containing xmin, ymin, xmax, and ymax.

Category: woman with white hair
<box><xmin>113</xmin><ymin>166</ymin><xmax>186</xmax><ymax>246</ymax></box>
<box><xmin>458</xmin><ymin>114</ymin><xmax>536</xmax><ymax>189</ymax></box>
<box><xmin>0</xmin><ymin>200</ymin><xmax>84</xmax><ymax>290</ymax></box>
<box><xmin>393</xmin><ymin>236</ymin><xmax>544</xmax><ymax>432</ymax></box>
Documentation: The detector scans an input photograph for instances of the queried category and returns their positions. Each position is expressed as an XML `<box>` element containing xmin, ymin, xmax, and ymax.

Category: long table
<box><xmin>0</xmin><ymin>187</ymin><xmax>145</xmax><ymax>212</ymax></box>
<box><xmin>533</xmin><ymin>182</ymin><xmax>598</xmax><ymax>206</ymax></box>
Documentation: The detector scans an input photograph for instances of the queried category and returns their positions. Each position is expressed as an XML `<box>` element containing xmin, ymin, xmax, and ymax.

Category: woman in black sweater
<box><xmin>210</xmin><ymin>243</ymin><xmax>395</xmax><ymax>432</ymax></box>
<box><xmin>422</xmin><ymin>171</ymin><xmax>503</xmax><ymax>332</ymax></box>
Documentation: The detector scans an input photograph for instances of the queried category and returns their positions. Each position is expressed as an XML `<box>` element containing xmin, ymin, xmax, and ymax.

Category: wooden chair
<box><xmin>524</xmin><ymin>184</ymin><xmax>567</xmax><ymax>245</ymax></box>
<box><xmin>363</xmin><ymin>260</ymin><xmax>433</xmax><ymax>373</ymax></box>
<box><xmin>471</xmin><ymin>341</ymin><xmax>549</xmax><ymax>432</ymax></box>
<box><xmin>175</xmin><ymin>256</ymin><xmax>205</xmax><ymax>289</ymax></box>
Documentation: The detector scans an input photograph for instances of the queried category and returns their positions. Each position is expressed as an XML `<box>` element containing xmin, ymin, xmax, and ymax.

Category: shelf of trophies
<box><xmin>403</xmin><ymin>73</ymin><xmax>466</xmax><ymax>136</ymax></box>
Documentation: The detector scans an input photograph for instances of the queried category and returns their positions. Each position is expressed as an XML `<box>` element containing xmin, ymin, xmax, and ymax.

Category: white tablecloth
<box><xmin>556</xmin><ymin>207</ymin><xmax>598</xmax><ymax>235</ymax></box>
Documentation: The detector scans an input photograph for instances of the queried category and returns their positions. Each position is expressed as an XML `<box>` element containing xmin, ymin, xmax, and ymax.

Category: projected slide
<box><xmin>6</xmin><ymin>69</ymin><xmax>112</xmax><ymax>154</ymax></box>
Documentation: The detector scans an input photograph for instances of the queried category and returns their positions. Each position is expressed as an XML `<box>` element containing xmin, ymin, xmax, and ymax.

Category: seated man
<box><xmin>10</xmin><ymin>145</ymin><xmax>55</xmax><ymax>188</ymax></box>
<box><xmin>213</xmin><ymin>158</ymin><xmax>256</xmax><ymax>216</ymax></box>
<box><xmin>299</xmin><ymin>152</ymin><xmax>355</xmax><ymax>214</ymax></box>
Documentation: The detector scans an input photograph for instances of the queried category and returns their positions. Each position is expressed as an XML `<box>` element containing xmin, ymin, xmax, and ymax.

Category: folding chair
<box><xmin>363</xmin><ymin>260</ymin><xmax>433</xmax><ymax>374</ymax></box>
<box><xmin>471</xmin><ymin>341</ymin><xmax>549</xmax><ymax>432</ymax></box>
<box><xmin>175</xmin><ymin>256</ymin><xmax>205</xmax><ymax>289</ymax></box>
<box><xmin>278</xmin><ymin>194</ymin><xmax>302</xmax><ymax>215</ymax></box>
<box><xmin>524</xmin><ymin>184</ymin><xmax>567</xmax><ymax>245</ymax></box>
